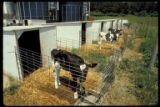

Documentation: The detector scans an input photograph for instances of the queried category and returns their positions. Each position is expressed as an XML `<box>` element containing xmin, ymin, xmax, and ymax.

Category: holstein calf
<box><xmin>109</xmin><ymin>28</ymin><xmax>122</xmax><ymax>41</ymax></box>
<box><xmin>51</xmin><ymin>49</ymin><xmax>97</xmax><ymax>99</ymax></box>
<box><xmin>98</xmin><ymin>28</ymin><xmax>122</xmax><ymax>50</ymax></box>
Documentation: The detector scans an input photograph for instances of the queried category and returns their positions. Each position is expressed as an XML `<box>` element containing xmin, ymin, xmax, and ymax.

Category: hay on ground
<box><xmin>4</xmin><ymin>66</ymin><xmax>103</xmax><ymax>106</ymax></box>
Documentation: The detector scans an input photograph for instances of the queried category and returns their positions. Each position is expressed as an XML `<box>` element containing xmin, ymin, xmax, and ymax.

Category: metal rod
<box><xmin>28</xmin><ymin>2</ymin><xmax>31</xmax><ymax>19</ymax></box>
<box><xmin>42</xmin><ymin>2</ymin><xmax>44</xmax><ymax>19</ymax></box>
<box><xmin>18</xmin><ymin>2</ymin><xmax>22</xmax><ymax>21</ymax></box>
<box><xmin>35</xmin><ymin>2</ymin><xmax>37</xmax><ymax>19</ymax></box>
<box><xmin>22</xmin><ymin>2</ymin><xmax>25</xmax><ymax>19</ymax></box>
<box><xmin>15</xmin><ymin>46</ymin><xmax>21</xmax><ymax>81</ymax></box>
<box><xmin>75</xmin><ymin>6</ymin><xmax>76</xmax><ymax>21</ymax></box>
<box><xmin>62</xmin><ymin>6</ymin><xmax>63</xmax><ymax>21</ymax></box>
<box><xmin>71</xmin><ymin>6</ymin><xmax>72</xmax><ymax>21</ymax></box>
<box><xmin>89</xmin><ymin>2</ymin><xmax>90</xmax><ymax>17</ymax></box>
<box><xmin>66</xmin><ymin>5</ymin><xmax>67</xmax><ymax>21</ymax></box>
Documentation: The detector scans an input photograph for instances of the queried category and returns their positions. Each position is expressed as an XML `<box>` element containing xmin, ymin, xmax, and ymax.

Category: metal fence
<box><xmin>60</xmin><ymin>4</ymin><xmax>87</xmax><ymax>21</ymax></box>
<box><xmin>17</xmin><ymin>2</ymin><xmax>58</xmax><ymax>21</ymax></box>
<box><xmin>17</xmin><ymin>2</ymin><xmax>87</xmax><ymax>22</ymax></box>
<box><xmin>15</xmin><ymin>32</ymin><xmax>128</xmax><ymax>105</ymax></box>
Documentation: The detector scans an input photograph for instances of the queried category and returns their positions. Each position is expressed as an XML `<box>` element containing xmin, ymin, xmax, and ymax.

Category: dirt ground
<box><xmin>121</xmin><ymin>38</ymin><xmax>144</xmax><ymax>61</ymax></box>
<box><xmin>101</xmin><ymin>38</ymin><xmax>144</xmax><ymax>106</ymax></box>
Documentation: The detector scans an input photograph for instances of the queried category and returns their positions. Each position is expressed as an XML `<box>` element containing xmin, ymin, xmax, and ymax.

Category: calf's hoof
<box><xmin>55</xmin><ymin>83</ymin><xmax>59</xmax><ymax>89</ymax></box>
<box><xmin>74</xmin><ymin>92</ymin><xmax>78</xmax><ymax>99</ymax></box>
<box><xmin>59</xmin><ymin>82</ymin><xmax>61</xmax><ymax>85</ymax></box>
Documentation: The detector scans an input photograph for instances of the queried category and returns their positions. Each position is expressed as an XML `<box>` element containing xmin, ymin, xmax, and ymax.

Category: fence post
<box><xmin>15</xmin><ymin>46</ymin><xmax>21</xmax><ymax>81</ymax></box>
<box><xmin>149</xmin><ymin>36</ymin><xmax>158</xmax><ymax>68</ymax></box>
<box><xmin>48</xmin><ymin>56</ymin><xmax>50</xmax><ymax>87</ymax></box>
<box><xmin>123</xmin><ymin>33</ymin><xmax>128</xmax><ymax>50</ymax></box>
<box><xmin>145</xmin><ymin>21</ymin><xmax>150</xmax><ymax>38</ymax></box>
<box><xmin>79</xmin><ymin>30</ymin><xmax>81</xmax><ymax>49</ymax></box>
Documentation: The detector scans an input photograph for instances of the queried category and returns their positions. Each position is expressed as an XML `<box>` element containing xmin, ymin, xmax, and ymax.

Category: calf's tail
<box><xmin>86</xmin><ymin>63</ymin><xmax>97</xmax><ymax>68</ymax></box>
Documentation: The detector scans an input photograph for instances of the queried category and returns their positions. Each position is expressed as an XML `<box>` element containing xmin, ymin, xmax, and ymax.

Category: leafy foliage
<box><xmin>138</xmin><ymin>25</ymin><xmax>158</xmax><ymax>67</ymax></box>
<box><xmin>90</xmin><ymin>2</ymin><xmax>158</xmax><ymax>17</ymax></box>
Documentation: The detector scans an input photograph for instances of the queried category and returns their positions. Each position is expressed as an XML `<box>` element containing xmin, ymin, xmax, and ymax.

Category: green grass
<box><xmin>91</xmin><ymin>14</ymin><xmax>158</xmax><ymax>27</ymax></box>
<box><xmin>71</xmin><ymin>48</ymin><xmax>109</xmax><ymax>72</ymax></box>
<box><xmin>81</xmin><ymin>52</ymin><xmax>109</xmax><ymax>72</ymax></box>
<box><xmin>73</xmin><ymin>50</ymin><xmax>109</xmax><ymax>72</ymax></box>
<box><xmin>3</xmin><ymin>83</ymin><xmax>21</xmax><ymax>95</ymax></box>
<box><xmin>3</xmin><ymin>76</ymin><xmax>21</xmax><ymax>95</ymax></box>
<box><xmin>81</xmin><ymin>52</ymin><xmax>107</xmax><ymax>64</ymax></box>
<box><xmin>71</xmin><ymin>48</ymin><xmax>79</xmax><ymax>55</ymax></box>
<box><xmin>119</xmin><ymin>58</ymin><xmax>158</xmax><ymax>105</ymax></box>
<box><xmin>90</xmin><ymin>11</ymin><xmax>105</xmax><ymax>16</ymax></box>
<box><xmin>131</xmin><ymin>59</ymin><xmax>158</xmax><ymax>105</ymax></box>
<box><xmin>127</xmin><ymin>41</ymin><xmax>134</xmax><ymax>50</ymax></box>
<box><xmin>119</xmin><ymin>59</ymin><xmax>132</xmax><ymax>71</ymax></box>
<box><xmin>92</xmin><ymin>40</ymin><xmax>98</xmax><ymax>44</ymax></box>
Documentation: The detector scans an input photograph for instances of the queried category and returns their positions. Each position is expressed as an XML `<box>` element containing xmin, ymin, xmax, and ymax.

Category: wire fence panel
<box><xmin>15</xmin><ymin>32</ymin><xmax>128</xmax><ymax>105</ymax></box>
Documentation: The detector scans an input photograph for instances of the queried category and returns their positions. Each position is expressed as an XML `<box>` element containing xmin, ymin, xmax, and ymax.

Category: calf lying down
<box><xmin>51</xmin><ymin>49</ymin><xmax>97</xmax><ymax>99</ymax></box>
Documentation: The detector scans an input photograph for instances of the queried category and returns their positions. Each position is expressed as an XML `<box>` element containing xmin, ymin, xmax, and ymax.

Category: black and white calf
<box><xmin>98</xmin><ymin>28</ymin><xmax>122</xmax><ymax>50</ymax></box>
<box><xmin>51</xmin><ymin>49</ymin><xmax>97</xmax><ymax>99</ymax></box>
<box><xmin>98</xmin><ymin>31</ymin><xmax>113</xmax><ymax>49</ymax></box>
<box><xmin>108</xmin><ymin>28</ymin><xmax>122</xmax><ymax>41</ymax></box>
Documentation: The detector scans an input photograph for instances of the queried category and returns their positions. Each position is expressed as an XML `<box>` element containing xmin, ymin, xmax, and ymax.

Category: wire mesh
<box><xmin>15</xmin><ymin>31</ymin><xmax>128</xmax><ymax>105</ymax></box>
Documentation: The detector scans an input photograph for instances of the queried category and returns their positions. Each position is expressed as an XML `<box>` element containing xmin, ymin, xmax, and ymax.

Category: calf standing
<box><xmin>51</xmin><ymin>49</ymin><xmax>97</xmax><ymax>99</ymax></box>
<box><xmin>98</xmin><ymin>28</ymin><xmax>121</xmax><ymax>50</ymax></box>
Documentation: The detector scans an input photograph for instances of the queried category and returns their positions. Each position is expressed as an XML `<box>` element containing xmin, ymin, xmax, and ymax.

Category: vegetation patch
<box><xmin>92</xmin><ymin>40</ymin><xmax>98</xmax><ymax>44</ymax></box>
<box><xmin>132</xmin><ymin>59</ymin><xmax>158</xmax><ymax>105</ymax></box>
<box><xmin>71</xmin><ymin>48</ymin><xmax>79</xmax><ymax>55</ymax></box>
<box><xmin>81</xmin><ymin>52</ymin><xmax>109</xmax><ymax>72</ymax></box>
<box><xmin>3</xmin><ymin>76</ymin><xmax>21</xmax><ymax>95</ymax></box>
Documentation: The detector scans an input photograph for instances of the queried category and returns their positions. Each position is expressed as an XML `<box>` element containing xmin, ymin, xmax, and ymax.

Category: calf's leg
<box><xmin>111</xmin><ymin>41</ymin><xmax>114</xmax><ymax>50</ymax></box>
<box><xmin>98</xmin><ymin>38</ymin><xmax>102</xmax><ymax>50</ymax></box>
<box><xmin>72</xmin><ymin>76</ymin><xmax>78</xmax><ymax>99</ymax></box>
<box><xmin>54</xmin><ymin>61</ymin><xmax>61</xmax><ymax>89</ymax></box>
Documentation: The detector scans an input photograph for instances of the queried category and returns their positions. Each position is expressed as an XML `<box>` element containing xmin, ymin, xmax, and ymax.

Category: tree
<box><xmin>90</xmin><ymin>2</ymin><xmax>158</xmax><ymax>16</ymax></box>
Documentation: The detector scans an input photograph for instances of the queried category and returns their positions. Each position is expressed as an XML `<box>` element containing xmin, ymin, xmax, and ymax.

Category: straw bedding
<box><xmin>4</xmin><ymin>66</ymin><xmax>102</xmax><ymax>106</ymax></box>
<box><xmin>81</xmin><ymin>35</ymin><xmax>125</xmax><ymax>56</ymax></box>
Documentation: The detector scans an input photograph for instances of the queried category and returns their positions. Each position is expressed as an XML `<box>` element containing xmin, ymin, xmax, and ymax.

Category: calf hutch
<box><xmin>3</xmin><ymin>25</ymin><xmax>57</xmax><ymax>81</ymax></box>
<box><xmin>3</xmin><ymin>19</ymin><xmax>129</xmax><ymax>105</ymax></box>
<box><xmin>45</xmin><ymin>18</ymin><xmax>126</xmax><ymax>47</ymax></box>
